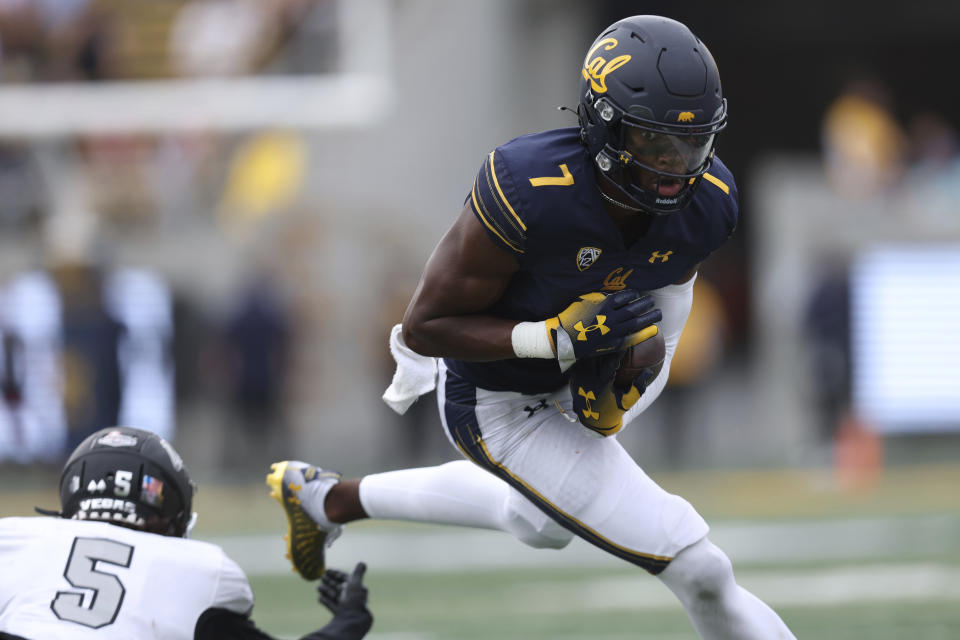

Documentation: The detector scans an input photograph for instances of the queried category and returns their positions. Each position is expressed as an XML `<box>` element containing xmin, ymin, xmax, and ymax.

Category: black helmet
<box><xmin>58</xmin><ymin>426</ymin><xmax>196</xmax><ymax>537</ymax></box>
<box><xmin>578</xmin><ymin>15</ymin><xmax>727</xmax><ymax>214</ymax></box>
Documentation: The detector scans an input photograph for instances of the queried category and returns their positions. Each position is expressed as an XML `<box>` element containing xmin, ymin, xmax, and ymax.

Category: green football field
<box><xmin>222</xmin><ymin>464</ymin><xmax>960</xmax><ymax>639</ymax></box>
<box><xmin>4</xmin><ymin>463</ymin><xmax>960</xmax><ymax>639</ymax></box>
<box><xmin>248</xmin><ymin>567</ymin><xmax>960</xmax><ymax>639</ymax></box>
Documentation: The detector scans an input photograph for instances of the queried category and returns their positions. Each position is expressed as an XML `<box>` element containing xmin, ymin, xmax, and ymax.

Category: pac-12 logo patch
<box><xmin>576</xmin><ymin>247</ymin><xmax>601</xmax><ymax>271</ymax></box>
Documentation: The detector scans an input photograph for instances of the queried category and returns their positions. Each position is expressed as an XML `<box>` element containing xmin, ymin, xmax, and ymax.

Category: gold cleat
<box><xmin>266</xmin><ymin>460</ymin><xmax>342</xmax><ymax>581</ymax></box>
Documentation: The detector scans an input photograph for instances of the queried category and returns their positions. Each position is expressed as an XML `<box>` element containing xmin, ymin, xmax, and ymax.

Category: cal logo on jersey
<box><xmin>577</xmin><ymin>247</ymin><xmax>601</xmax><ymax>271</ymax></box>
<box><xmin>602</xmin><ymin>267</ymin><xmax>633</xmax><ymax>290</ymax></box>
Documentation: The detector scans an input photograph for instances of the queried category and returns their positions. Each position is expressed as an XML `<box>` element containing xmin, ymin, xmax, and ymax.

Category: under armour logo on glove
<box><xmin>553</xmin><ymin>290</ymin><xmax>661</xmax><ymax>366</ymax></box>
<box><xmin>573</xmin><ymin>317</ymin><xmax>610</xmax><ymax>341</ymax></box>
<box><xmin>575</xmin><ymin>387</ymin><xmax>600</xmax><ymax>420</ymax></box>
<box><xmin>568</xmin><ymin>350</ymin><xmax>653</xmax><ymax>437</ymax></box>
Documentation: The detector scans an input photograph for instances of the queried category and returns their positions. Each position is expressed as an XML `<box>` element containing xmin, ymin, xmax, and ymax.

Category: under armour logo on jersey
<box><xmin>577</xmin><ymin>387</ymin><xmax>599</xmax><ymax>420</ymax></box>
<box><xmin>649</xmin><ymin>250</ymin><xmax>674</xmax><ymax>263</ymax></box>
<box><xmin>523</xmin><ymin>399</ymin><xmax>548</xmax><ymax>418</ymax></box>
<box><xmin>677</xmin><ymin>111</ymin><xmax>695</xmax><ymax>122</ymax></box>
<box><xmin>602</xmin><ymin>267</ymin><xmax>634</xmax><ymax>291</ymax></box>
<box><xmin>573</xmin><ymin>317</ymin><xmax>610</xmax><ymax>341</ymax></box>
<box><xmin>576</xmin><ymin>246</ymin><xmax>601</xmax><ymax>271</ymax></box>
<box><xmin>87</xmin><ymin>479</ymin><xmax>107</xmax><ymax>493</ymax></box>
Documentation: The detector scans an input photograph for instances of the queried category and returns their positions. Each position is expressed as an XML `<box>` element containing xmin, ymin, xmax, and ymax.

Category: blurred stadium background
<box><xmin>1</xmin><ymin>0</ymin><xmax>959</xmax><ymax>637</ymax></box>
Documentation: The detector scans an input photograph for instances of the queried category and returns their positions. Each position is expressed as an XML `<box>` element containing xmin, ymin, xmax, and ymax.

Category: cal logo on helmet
<box><xmin>581</xmin><ymin>38</ymin><xmax>631</xmax><ymax>94</ymax></box>
<box><xmin>577</xmin><ymin>16</ymin><xmax>727</xmax><ymax>215</ymax></box>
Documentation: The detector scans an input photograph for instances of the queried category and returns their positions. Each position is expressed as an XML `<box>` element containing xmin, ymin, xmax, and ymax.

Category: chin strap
<box><xmin>34</xmin><ymin>506</ymin><xmax>63</xmax><ymax>517</ymax></box>
<box><xmin>598</xmin><ymin>188</ymin><xmax>644</xmax><ymax>212</ymax></box>
<box><xmin>593</xmin><ymin>161</ymin><xmax>648</xmax><ymax>212</ymax></box>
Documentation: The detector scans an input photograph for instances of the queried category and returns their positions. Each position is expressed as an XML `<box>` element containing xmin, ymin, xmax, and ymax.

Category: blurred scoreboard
<box><xmin>851</xmin><ymin>245</ymin><xmax>960</xmax><ymax>433</ymax></box>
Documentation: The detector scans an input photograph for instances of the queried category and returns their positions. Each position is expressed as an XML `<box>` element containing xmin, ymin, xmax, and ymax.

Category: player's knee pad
<box><xmin>660</xmin><ymin>537</ymin><xmax>735</xmax><ymax>603</ymax></box>
<box><xmin>504</xmin><ymin>493</ymin><xmax>574</xmax><ymax>549</ymax></box>
<box><xmin>517</xmin><ymin>519</ymin><xmax>574</xmax><ymax>549</ymax></box>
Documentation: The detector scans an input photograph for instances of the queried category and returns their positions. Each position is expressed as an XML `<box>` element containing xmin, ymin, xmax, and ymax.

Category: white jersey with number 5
<box><xmin>0</xmin><ymin>517</ymin><xmax>254</xmax><ymax>639</ymax></box>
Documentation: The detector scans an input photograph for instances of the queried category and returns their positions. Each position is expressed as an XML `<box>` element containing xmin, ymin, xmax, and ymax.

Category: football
<box><xmin>614</xmin><ymin>329</ymin><xmax>666</xmax><ymax>389</ymax></box>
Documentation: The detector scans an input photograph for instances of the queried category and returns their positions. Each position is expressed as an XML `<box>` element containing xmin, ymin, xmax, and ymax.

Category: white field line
<box><xmin>199</xmin><ymin>513</ymin><xmax>960</xmax><ymax>577</ymax></box>
<box><xmin>506</xmin><ymin>563</ymin><xmax>960</xmax><ymax>612</ymax></box>
<box><xmin>245</xmin><ymin>517</ymin><xmax>960</xmax><ymax>639</ymax></box>
<box><xmin>272</xmin><ymin>563</ymin><xmax>960</xmax><ymax>640</ymax></box>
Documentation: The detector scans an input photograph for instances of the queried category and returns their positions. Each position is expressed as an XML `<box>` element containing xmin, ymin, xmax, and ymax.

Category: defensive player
<box><xmin>269</xmin><ymin>15</ymin><xmax>795</xmax><ymax>639</ymax></box>
<box><xmin>0</xmin><ymin>426</ymin><xmax>372</xmax><ymax>640</ymax></box>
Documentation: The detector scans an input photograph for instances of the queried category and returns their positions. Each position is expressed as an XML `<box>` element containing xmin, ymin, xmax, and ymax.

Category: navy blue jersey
<box><xmin>445</xmin><ymin>127</ymin><xmax>738</xmax><ymax>394</ymax></box>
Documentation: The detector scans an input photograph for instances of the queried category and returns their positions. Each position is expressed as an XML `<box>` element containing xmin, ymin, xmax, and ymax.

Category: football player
<box><xmin>0</xmin><ymin>426</ymin><xmax>372</xmax><ymax>640</ymax></box>
<box><xmin>269</xmin><ymin>15</ymin><xmax>795</xmax><ymax>639</ymax></box>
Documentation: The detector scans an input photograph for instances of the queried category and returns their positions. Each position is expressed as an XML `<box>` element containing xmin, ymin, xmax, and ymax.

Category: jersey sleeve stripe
<box><xmin>488</xmin><ymin>151</ymin><xmax>528</xmax><ymax>232</ymax></box>
<box><xmin>471</xmin><ymin>184</ymin><xmax>523</xmax><ymax>254</ymax></box>
<box><xmin>702</xmin><ymin>172</ymin><xmax>730</xmax><ymax>195</ymax></box>
<box><xmin>468</xmin><ymin>148</ymin><xmax>528</xmax><ymax>254</ymax></box>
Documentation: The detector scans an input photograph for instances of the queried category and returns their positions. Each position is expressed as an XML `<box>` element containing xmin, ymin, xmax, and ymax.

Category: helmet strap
<box><xmin>599</xmin><ymin>188</ymin><xmax>643</xmax><ymax>212</ymax></box>
<box><xmin>595</xmin><ymin>168</ymin><xmax>646</xmax><ymax>212</ymax></box>
<box><xmin>184</xmin><ymin>511</ymin><xmax>199</xmax><ymax>538</ymax></box>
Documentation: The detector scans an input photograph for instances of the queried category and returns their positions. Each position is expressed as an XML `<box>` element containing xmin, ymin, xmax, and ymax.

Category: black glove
<box><xmin>318</xmin><ymin>563</ymin><xmax>368</xmax><ymax>615</ymax></box>
<box><xmin>568</xmin><ymin>352</ymin><xmax>654</xmax><ymax>437</ymax></box>
<box><xmin>553</xmin><ymin>290</ymin><xmax>661</xmax><ymax>361</ymax></box>
<box><xmin>309</xmin><ymin>563</ymin><xmax>373</xmax><ymax>640</ymax></box>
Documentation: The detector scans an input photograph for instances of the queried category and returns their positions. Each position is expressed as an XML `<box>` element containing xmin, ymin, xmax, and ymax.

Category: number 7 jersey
<box><xmin>0</xmin><ymin>517</ymin><xmax>254</xmax><ymax>639</ymax></box>
<box><xmin>446</xmin><ymin>126</ymin><xmax>739</xmax><ymax>394</ymax></box>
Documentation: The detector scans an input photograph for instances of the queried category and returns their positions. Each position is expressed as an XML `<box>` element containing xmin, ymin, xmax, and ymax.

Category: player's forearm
<box><xmin>401</xmin><ymin>315</ymin><xmax>520</xmax><ymax>361</ymax></box>
<box><xmin>622</xmin><ymin>274</ymin><xmax>696</xmax><ymax>424</ymax></box>
<box><xmin>299</xmin><ymin>609</ymin><xmax>372</xmax><ymax>640</ymax></box>
<box><xmin>193</xmin><ymin>608</ymin><xmax>275</xmax><ymax>640</ymax></box>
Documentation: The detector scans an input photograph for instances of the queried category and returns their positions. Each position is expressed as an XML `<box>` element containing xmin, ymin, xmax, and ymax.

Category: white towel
<box><xmin>381</xmin><ymin>324</ymin><xmax>439</xmax><ymax>415</ymax></box>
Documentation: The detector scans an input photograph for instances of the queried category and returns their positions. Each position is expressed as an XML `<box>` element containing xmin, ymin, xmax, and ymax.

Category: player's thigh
<box><xmin>502</xmin><ymin>411</ymin><xmax>706</xmax><ymax>560</ymax></box>
<box><xmin>438</xmin><ymin>365</ymin><xmax>707</xmax><ymax>568</ymax></box>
